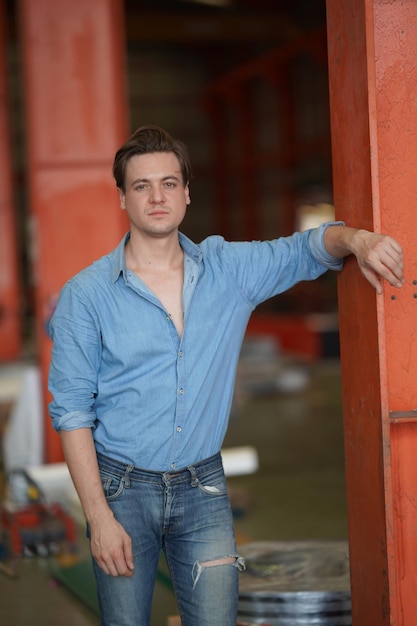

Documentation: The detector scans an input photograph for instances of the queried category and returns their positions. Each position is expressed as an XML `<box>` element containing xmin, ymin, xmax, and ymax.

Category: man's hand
<box><xmin>89</xmin><ymin>512</ymin><xmax>134</xmax><ymax>577</ymax></box>
<box><xmin>324</xmin><ymin>225</ymin><xmax>405</xmax><ymax>294</ymax></box>
<box><xmin>349</xmin><ymin>230</ymin><xmax>404</xmax><ymax>294</ymax></box>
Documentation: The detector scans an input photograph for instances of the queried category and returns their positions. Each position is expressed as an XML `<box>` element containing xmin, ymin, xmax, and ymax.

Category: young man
<box><xmin>48</xmin><ymin>125</ymin><xmax>404</xmax><ymax>626</ymax></box>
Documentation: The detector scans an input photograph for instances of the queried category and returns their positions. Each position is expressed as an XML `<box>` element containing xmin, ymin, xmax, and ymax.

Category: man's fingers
<box><xmin>370</xmin><ymin>260</ymin><xmax>403</xmax><ymax>288</ymax></box>
<box><xmin>123</xmin><ymin>538</ymin><xmax>135</xmax><ymax>575</ymax></box>
<box><xmin>360</xmin><ymin>236</ymin><xmax>405</xmax><ymax>290</ymax></box>
<box><xmin>380</xmin><ymin>243</ymin><xmax>404</xmax><ymax>280</ymax></box>
<box><xmin>96</xmin><ymin>554</ymin><xmax>117</xmax><ymax>577</ymax></box>
<box><xmin>98</xmin><ymin>551</ymin><xmax>134</xmax><ymax>577</ymax></box>
<box><xmin>360</xmin><ymin>267</ymin><xmax>383</xmax><ymax>294</ymax></box>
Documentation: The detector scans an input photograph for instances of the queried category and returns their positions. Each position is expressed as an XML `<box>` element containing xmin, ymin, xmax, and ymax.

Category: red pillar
<box><xmin>0</xmin><ymin>0</ymin><xmax>22</xmax><ymax>361</ymax></box>
<box><xmin>327</xmin><ymin>1</ymin><xmax>417</xmax><ymax>623</ymax></box>
<box><xmin>18</xmin><ymin>0</ymin><xmax>129</xmax><ymax>462</ymax></box>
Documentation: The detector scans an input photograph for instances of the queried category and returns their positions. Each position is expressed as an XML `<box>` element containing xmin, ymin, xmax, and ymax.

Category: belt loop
<box><xmin>188</xmin><ymin>465</ymin><xmax>198</xmax><ymax>487</ymax></box>
<box><xmin>123</xmin><ymin>465</ymin><xmax>134</xmax><ymax>488</ymax></box>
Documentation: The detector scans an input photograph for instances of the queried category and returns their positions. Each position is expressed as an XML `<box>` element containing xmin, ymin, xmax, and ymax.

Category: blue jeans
<box><xmin>91</xmin><ymin>452</ymin><xmax>245</xmax><ymax>626</ymax></box>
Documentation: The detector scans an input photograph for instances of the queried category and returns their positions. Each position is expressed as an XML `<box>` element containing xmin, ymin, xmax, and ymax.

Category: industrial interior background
<box><xmin>0</xmin><ymin>0</ymin><xmax>354</xmax><ymax>624</ymax></box>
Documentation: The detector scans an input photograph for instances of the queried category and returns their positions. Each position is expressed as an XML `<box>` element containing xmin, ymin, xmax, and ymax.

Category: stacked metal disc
<box><xmin>238</xmin><ymin>540</ymin><xmax>351</xmax><ymax>625</ymax></box>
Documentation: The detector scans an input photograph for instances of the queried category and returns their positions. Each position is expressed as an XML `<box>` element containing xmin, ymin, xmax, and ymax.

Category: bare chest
<box><xmin>136</xmin><ymin>267</ymin><xmax>184</xmax><ymax>337</ymax></box>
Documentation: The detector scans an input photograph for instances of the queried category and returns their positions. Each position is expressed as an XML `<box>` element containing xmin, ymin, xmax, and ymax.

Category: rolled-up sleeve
<box><xmin>48</xmin><ymin>279</ymin><xmax>101</xmax><ymax>432</ymax></box>
<box><xmin>308</xmin><ymin>221</ymin><xmax>345</xmax><ymax>269</ymax></box>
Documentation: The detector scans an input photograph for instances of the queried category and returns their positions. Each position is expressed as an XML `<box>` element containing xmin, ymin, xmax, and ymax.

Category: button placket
<box><xmin>169</xmin><ymin>340</ymin><xmax>187</xmax><ymax>469</ymax></box>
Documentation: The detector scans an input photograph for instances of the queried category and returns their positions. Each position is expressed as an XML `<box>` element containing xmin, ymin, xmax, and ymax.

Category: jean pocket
<box><xmin>196</xmin><ymin>470</ymin><xmax>228</xmax><ymax>496</ymax></box>
<box><xmin>100</xmin><ymin>471</ymin><xmax>125</xmax><ymax>501</ymax></box>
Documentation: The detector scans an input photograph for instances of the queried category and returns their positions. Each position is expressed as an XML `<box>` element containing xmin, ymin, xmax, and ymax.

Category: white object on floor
<box><xmin>3</xmin><ymin>365</ymin><xmax>44</xmax><ymax>471</ymax></box>
<box><xmin>221</xmin><ymin>446</ymin><xmax>259</xmax><ymax>477</ymax></box>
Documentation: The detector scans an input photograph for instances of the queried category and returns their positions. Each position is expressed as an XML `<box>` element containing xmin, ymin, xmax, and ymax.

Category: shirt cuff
<box><xmin>309</xmin><ymin>221</ymin><xmax>345</xmax><ymax>270</ymax></box>
<box><xmin>52</xmin><ymin>410</ymin><xmax>97</xmax><ymax>432</ymax></box>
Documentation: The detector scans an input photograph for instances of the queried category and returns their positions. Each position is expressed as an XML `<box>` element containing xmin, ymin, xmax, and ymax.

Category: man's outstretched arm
<box><xmin>323</xmin><ymin>225</ymin><xmax>405</xmax><ymax>294</ymax></box>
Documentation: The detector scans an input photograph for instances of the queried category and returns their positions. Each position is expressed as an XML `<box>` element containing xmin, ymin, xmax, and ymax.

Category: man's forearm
<box><xmin>60</xmin><ymin>428</ymin><xmax>113</xmax><ymax>525</ymax></box>
<box><xmin>322</xmin><ymin>225</ymin><xmax>364</xmax><ymax>259</ymax></box>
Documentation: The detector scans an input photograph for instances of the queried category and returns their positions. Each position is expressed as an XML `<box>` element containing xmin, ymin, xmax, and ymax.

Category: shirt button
<box><xmin>179</xmin><ymin>388</ymin><xmax>184</xmax><ymax>395</ymax></box>
<box><xmin>171</xmin><ymin>463</ymin><xmax>175</xmax><ymax>469</ymax></box>
<box><xmin>176</xmin><ymin>426</ymin><xmax>182</xmax><ymax>432</ymax></box>
<box><xmin>179</xmin><ymin>351</ymin><xmax>183</xmax><ymax>357</ymax></box>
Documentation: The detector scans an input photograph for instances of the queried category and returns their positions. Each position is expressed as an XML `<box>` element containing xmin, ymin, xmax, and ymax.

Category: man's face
<box><xmin>118</xmin><ymin>151</ymin><xmax>190</xmax><ymax>239</ymax></box>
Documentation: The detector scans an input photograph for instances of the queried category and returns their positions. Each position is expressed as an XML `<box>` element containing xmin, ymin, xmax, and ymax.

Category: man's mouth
<box><xmin>148</xmin><ymin>209</ymin><xmax>169</xmax><ymax>217</ymax></box>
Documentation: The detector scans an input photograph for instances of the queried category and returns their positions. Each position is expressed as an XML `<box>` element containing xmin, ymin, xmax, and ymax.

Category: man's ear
<box><xmin>118</xmin><ymin>187</ymin><xmax>126</xmax><ymax>210</ymax></box>
<box><xmin>185</xmin><ymin>183</ymin><xmax>191</xmax><ymax>205</ymax></box>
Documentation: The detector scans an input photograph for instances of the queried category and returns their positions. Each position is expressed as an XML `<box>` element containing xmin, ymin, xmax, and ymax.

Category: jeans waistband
<box><xmin>96</xmin><ymin>451</ymin><xmax>223</xmax><ymax>486</ymax></box>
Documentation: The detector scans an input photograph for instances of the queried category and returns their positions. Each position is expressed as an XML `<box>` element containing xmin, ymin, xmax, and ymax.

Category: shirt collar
<box><xmin>110</xmin><ymin>231</ymin><xmax>202</xmax><ymax>283</ymax></box>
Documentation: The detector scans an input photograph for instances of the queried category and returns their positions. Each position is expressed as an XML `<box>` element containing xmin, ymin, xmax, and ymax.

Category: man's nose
<box><xmin>150</xmin><ymin>185</ymin><xmax>165</xmax><ymax>203</ymax></box>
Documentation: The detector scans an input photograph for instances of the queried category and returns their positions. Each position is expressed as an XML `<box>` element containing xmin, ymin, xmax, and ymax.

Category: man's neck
<box><xmin>125</xmin><ymin>230</ymin><xmax>183</xmax><ymax>272</ymax></box>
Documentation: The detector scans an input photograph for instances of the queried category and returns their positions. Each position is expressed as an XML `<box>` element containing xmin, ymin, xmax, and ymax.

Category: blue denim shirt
<box><xmin>48</xmin><ymin>223</ymin><xmax>343</xmax><ymax>471</ymax></box>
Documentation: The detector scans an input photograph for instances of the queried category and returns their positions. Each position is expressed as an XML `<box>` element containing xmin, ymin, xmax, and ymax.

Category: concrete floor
<box><xmin>0</xmin><ymin>359</ymin><xmax>348</xmax><ymax>625</ymax></box>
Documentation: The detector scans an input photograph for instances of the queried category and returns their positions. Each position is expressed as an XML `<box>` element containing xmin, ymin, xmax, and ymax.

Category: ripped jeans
<box><xmin>92</xmin><ymin>452</ymin><xmax>245</xmax><ymax>626</ymax></box>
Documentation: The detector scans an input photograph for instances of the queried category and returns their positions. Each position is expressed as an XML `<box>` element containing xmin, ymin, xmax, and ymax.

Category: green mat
<box><xmin>51</xmin><ymin>558</ymin><xmax>100</xmax><ymax>615</ymax></box>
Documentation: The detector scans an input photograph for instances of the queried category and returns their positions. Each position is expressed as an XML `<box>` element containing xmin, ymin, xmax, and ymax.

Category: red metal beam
<box><xmin>327</xmin><ymin>1</ymin><xmax>417</xmax><ymax>623</ymax></box>
<box><xmin>18</xmin><ymin>0</ymin><xmax>129</xmax><ymax>462</ymax></box>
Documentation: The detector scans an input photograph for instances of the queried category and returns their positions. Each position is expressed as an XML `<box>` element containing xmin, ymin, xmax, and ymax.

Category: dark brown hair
<box><xmin>113</xmin><ymin>125</ymin><xmax>192</xmax><ymax>192</ymax></box>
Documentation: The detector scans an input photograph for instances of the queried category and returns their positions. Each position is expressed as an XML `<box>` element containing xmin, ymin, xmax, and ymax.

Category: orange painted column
<box><xmin>18</xmin><ymin>0</ymin><xmax>129</xmax><ymax>462</ymax></box>
<box><xmin>0</xmin><ymin>0</ymin><xmax>22</xmax><ymax>361</ymax></box>
<box><xmin>327</xmin><ymin>1</ymin><xmax>417</xmax><ymax>624</ymax></box>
